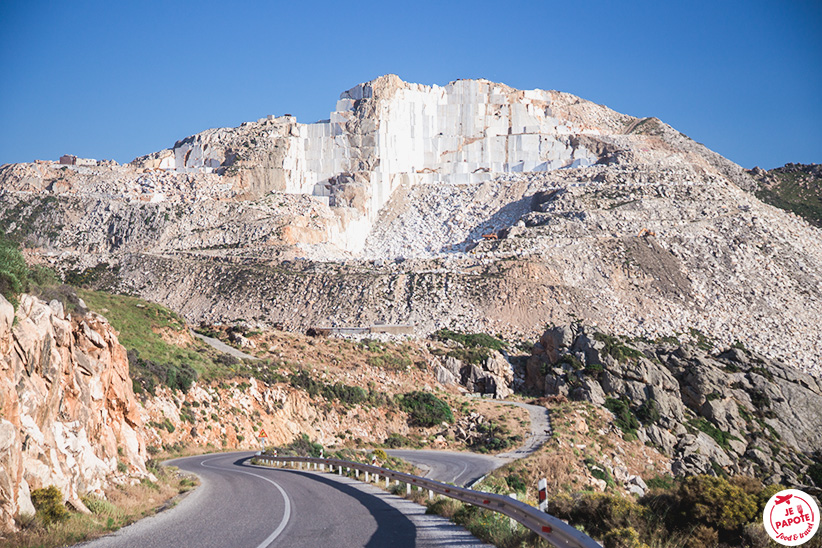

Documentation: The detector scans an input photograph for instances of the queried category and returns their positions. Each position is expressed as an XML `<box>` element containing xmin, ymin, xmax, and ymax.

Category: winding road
<box><xmin>389</xmin><ymin>399</ymin><xmax>552</xmax><ymax>487</ymax></box>
<box><xmin>79</xmin><ymin>452</ymin><xmax>489</xmax><ymax>548</ymax></box>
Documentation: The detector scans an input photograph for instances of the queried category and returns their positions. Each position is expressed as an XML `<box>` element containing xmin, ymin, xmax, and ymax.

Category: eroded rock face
<box><xmin>0</xmin><ymin>295</ymin><xmax>147</xmax><ymax>531</ymax></box>
<box><xmin>526</xmin><ymin>325</ymin><xmax>822</xmax><ymax>486</ymax></box>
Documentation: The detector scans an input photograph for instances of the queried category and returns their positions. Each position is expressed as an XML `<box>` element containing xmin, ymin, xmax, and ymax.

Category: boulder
<box><xmin>436</xmin><ymin>364</ymin><xmax>456</xmax><ymax>385</ymax></box>
<box><xmin>645</xmin><ymin>424</ymin><xmax>678</xmax><ymax>456</ymax></box>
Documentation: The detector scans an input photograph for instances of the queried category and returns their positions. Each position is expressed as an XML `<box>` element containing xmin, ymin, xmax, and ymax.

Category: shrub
<box><xmin>594</xmin><ymin>332</ymin><xmax>644</xmax><ymax>363</ymax></box>
<box><xmin>635</xmin><ymin>399</ymin><xmax>660</xmax><ymax>426</ymax></box>
<box><xmin>279</xmin><ymin>433</ymin><xmax>323</xmax><ymax>457</ymax></box>
<box><xmin>678</xmin><ymin>475</ymin><xmax>757</xmax><ymax>532</ymax></box>
<box><xmin>434</xmin><ymin>329</ymin><xmax>506</xmax><ymax>351</ymax></box>
<box><xmin>383</xmin><ymin>433</ymin><xmax>410</xmax><ymax>448</ymax></box>
<box><xmin>372</xmin><ymin>449</ymin><xmax>388</xmax><ymax>461</ymax></box>
<box><xmin>0</xmin><ymin>235</ymin><xmax>30</xmax><ymax>307</ymax></box>
<box><xmin>31</xmin><ymin>485</ymin><xmax>70</xmax><ymax>524</ymax></box>
<box><xmin>605</xmin><ymin>397</ymin><xmax>639</xmax><ymax>437</ymax></box>
<box><xmin>397</xmin><ymin>391</ymin><xmax>453</xmax><ymax>427</ymax></box>
<box><xmin>289</xmin><ymin>370</ymin><xmax>370</xmax><ymax>406</ymax></box>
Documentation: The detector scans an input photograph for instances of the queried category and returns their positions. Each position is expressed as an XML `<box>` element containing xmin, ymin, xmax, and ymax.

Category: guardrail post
<box><xmin>428</xmin><ymin>489</ymin><xmax>433</xmax><ymax>500</ymax></box>
<box><xmin>355</xmin><ymin>469</ymin><xmax>359</xmax><ymax>479</ymax></box>
<box><xmin>385</xmin><ymin>476</ymin><xmax>390</xmax><ymax>488</ymax></box>
<box><xmin>406</xmin><ymin>483</ymin><xmax>411</xmax><ymax>496</ymax></box>
<box><xmin>338</xmin><ymin>465</ymin><xmax>342</xmax><ymax>476</ymax></box>
<box><xmin>365</xmin><ymin>471</ymin><xmax>369</xmax><ymax>482</ymax></box>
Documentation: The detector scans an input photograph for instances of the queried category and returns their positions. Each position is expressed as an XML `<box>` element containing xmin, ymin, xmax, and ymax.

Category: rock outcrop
<box><xmin>526</xmin><ymin>325</ymin><xmax>822</xmax><ymax>487</ymax></box>
<box><xmin>433</xmin><ymin>351</ymin><xmax>514</xmax><ymax>399</ymax></box>
<box><xmin>0</xmin><ymin>295</ymin><xmax>148</xmax><ymax>531</ymax></box>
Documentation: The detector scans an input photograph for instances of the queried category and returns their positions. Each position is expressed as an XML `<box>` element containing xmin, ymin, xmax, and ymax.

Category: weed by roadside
<box><xmin>0</xmin><ymin>465</ymin><xmax>198</xmax><ymax>548</ymax></box>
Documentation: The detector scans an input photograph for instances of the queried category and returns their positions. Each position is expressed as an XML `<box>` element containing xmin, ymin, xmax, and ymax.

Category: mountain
<box><xmin>0</xmin><ymin>75</ymin><xmax>820</xmax><ymax>374</ymax></box>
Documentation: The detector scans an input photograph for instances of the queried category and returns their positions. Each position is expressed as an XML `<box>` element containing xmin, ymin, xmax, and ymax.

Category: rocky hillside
<box><xmin>526</xmin><ymin>325</ymin><xmax>822</xmax><ymax>489</ymax></box>
<box><xmin>750</xmin><ymin>162</ymin><xmax>822</xmax><ymax>227</ymax></box>
<box><xmin>0</xmin><ymin>294</ymin><xmax>149</xmax><ymax>531</ymax></box>
<box><xmin>0</xmin><ymin>76</ymin><xmax>820</xmax><ymax>376</ymax></box>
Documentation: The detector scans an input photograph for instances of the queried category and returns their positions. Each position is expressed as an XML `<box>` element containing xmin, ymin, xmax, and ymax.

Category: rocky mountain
<box><xmin>525</xmin><ymin>325</ymin><xmax>822</xmax><ymax>488</ymax></box>
<box><xmin>0</xmin><ymin>294</ymin><xmax>148</xmax><ymax>530</ymax></box>
<box><xmin>0</xmin><ymin>75</ymin><xmax>820</xmax><ymax>375</ymax></box>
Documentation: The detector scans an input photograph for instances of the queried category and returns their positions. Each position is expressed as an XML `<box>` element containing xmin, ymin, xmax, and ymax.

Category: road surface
<box><xmin>386</xmin><ymin>449</ymin><xmax>505</xmax><ymax>487</ymax></box>
<box><xmin>191</xmin><ymin>330</ymin><xmax>259</xmax><ymax>361</ymax></box>
<box><xmin>389</xmin><ymin>400</ymin><xmax>552</xmax><ymax>486</ymax></box>
<box><xmin>78</xmin><ymin>451</ymin><xmax>488</xmax><ymax>548</ymax></box>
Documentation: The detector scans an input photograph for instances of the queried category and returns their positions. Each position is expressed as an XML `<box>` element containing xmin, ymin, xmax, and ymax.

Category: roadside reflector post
<box><xmin>538</xmin><ymin>478</ymin><xmax>548</xmax><ymax>512</ymax></box>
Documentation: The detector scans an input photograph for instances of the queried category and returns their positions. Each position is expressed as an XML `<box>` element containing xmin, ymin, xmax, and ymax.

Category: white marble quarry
<box><xmin>166</xmin><ymin>77</ymin><xmax>601</xmax><ymax>219</ymax></box>
<box><xmin>156</xmin><ymin>77</ymin><xmax>604</xmax><ymax>252</ymax></box>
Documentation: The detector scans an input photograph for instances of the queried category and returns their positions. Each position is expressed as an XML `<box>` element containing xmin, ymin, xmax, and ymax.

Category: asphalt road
<box><xmin>386</xmin><ymin>450</ymin><xmax>504</xmax><ymax>487</ymax></box>
<box><xmin>78</xmin><ymin>452</ymin><xmax>488</xmax><ymax>548</ymax></box>
<box><xmin>389</xmin><ymin>400</ymin><xmax>553</xmax><ymax>486</ymax></box>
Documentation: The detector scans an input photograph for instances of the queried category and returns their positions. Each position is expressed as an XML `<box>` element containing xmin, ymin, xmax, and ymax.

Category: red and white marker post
<box><xmin>538</xmin><ymin>478</ymin><xmax>547</xmax><ymax>512</ymax></box>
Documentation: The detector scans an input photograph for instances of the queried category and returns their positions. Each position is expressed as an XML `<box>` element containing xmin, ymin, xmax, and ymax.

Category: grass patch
<box><xmin>78</xmin><ymin>289</ymin><xmax>247</xmax><ymax>390</ymax></box>
<box><xmin>688</xmin><ymin>418</ymin><xmax>740</xmax><ymax>451</ymax></box>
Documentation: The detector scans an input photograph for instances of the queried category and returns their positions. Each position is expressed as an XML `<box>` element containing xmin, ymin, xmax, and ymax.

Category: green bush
<box><xmin>605</xmin><ymin>397</ymin><xmax>639</xmax><ymax>437</ymax></box>
<box><xmin>678</xmin><ymin>475</ymin><xmax>758</xmax><ymax>532</ymax></box>
<box><xmin>635</xmin><ymin>399</ymin><xmax>660</xmax><ymax>426</ymax></box>
<box><xmin>397</xmin><ymin>391</ymin><xmax>453</xmax><ymax>427</ymax></box>
<box><xmin>383</xmin><ymin>433</ymin><xmax>410</xmax><ymax>448</ymax></box>
<box><xmin>0</xmin><ymin>235</ymin><xmax>30</xmax><ymax>307</ymax></box>
<box><xmin>278</xmin><ymin>433</ymin><xmax>323</xmax><ymax>457</ymax></box>
<box><xmin>289</xmin><ymin>370</ymin><xmax>372</xmax><ymax>406</ymax></box>
<box><xmin>127</xmin><ymin>349</ymin><xmax>197</xmax><ymax>394</ymax></box>
<box><xmin>594</xmin><ymin>332</ymin><xmax>644</xmax><ymax>363</ymax></box>
<box><xmin>434</xmin><ymin>329</ymin><xmax>506</xmax><ymax>350</ymax></box>
<box><xmin>31</xmin><ymin>485</ymin><xmax>70</xmax><ymax>524</ymax></box>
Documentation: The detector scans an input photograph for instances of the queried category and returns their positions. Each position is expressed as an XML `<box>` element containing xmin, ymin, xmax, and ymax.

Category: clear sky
<box><xmin>0</xmin><ymin>0</ymin><xmax>819</xmax><ymax>170</ymax></box>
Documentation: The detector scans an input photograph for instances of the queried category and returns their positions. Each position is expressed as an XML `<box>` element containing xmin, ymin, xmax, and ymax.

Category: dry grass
<box><xmin>0</xmin><ymin>467</ymin><xmax>197</xmax><ymax>548</ymax></box>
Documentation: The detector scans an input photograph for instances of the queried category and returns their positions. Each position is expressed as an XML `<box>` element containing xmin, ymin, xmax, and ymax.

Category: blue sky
<box><xmin>0</xmin><ymin>0</ymin><xmax>819</xmax><ymax>169</ymax></box>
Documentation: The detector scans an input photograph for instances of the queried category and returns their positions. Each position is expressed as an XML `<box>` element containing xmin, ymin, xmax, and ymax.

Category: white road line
<box><xmin>200</xmin><ymin>457</ymin><xmax>292</xmax><ymax>548</ymax></box>
<box><xmin>452</xmin><ymin>459</ymin><xmax>469</xmax><ymax>484</ymax></box>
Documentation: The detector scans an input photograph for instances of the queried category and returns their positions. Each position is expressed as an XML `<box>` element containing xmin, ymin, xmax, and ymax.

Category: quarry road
<box><xmin>388</xmin><ymin>400</ymin><xmax>552</xmax><ymax>487</ymax></box>
<box><xmin>77</xmin><ymin>451</ymin><xmax>488</xmax><ymax>548</ymax></box>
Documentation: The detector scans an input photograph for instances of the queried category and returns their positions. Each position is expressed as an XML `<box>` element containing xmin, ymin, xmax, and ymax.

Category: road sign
<box><xmin>259</xmin><ymin>429</ymin><xmax>268</xmax><ymax>439</ymax></box>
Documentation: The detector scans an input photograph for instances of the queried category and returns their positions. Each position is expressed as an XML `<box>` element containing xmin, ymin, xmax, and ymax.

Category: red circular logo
<box><xmin>763</xmin><ymin>489</ymin><xmax>819</xmax><ymax>546</ymax></box>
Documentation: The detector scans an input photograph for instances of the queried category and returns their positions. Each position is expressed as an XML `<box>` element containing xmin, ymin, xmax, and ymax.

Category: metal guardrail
<box><xmin>251</xmin><ymin>454</ymin><xmax>602</xmax><ymax>548</ymax></box>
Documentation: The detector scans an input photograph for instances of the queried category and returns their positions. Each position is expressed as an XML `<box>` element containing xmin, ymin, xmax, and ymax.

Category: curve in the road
<box><xmin>389</xmin><ymin>399</ymin><xmax>553</xmax><ymax>487</ymax></box>
<box><xmin>77</xmin><ymin>451</ymin><xmax>489</xmax><ymax>548</ymax></box>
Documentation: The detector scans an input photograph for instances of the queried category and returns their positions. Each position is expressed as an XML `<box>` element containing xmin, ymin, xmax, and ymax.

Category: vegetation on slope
<box><xmin>752</xmin><ymin>163</ymin><xmax>822</xmax><ymax>227</ymax></box>
<box><xmin>0</xmin><ymin>232</ymin><xmax>59</xmax><ymax>307</ymax></box>
<box><xmin>2</xmin><ymin>466</ymin><xmax>196</xmax><ymax>548</ymax></box>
